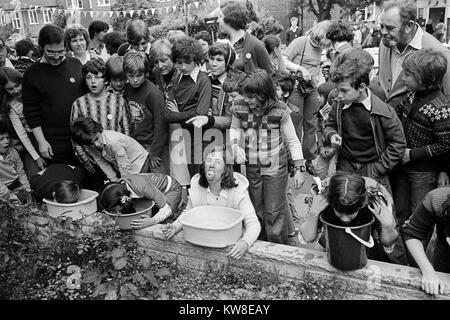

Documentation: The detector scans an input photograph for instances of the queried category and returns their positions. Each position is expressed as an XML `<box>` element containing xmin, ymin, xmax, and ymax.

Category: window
<box><xmin>43</xmin><ymin>9</ymin><xmax>52</xmax><ymax>23</ymax></box>
<box><xmin>418</xmin><ymin>8</ymin><xmax>424</xmax><ymax>19</ymax></box>
<box><xmin>12</xmin><ymin>11</ymin><xmax>21</xmax><ymax>29</ymax></box>
<box><xmin>67</xmin><ymin>0</ymin><xmax>83</xmax><ymax>9</ymax></box>
<box><xmin>0</xmin><ymin>14</ymin><xmax>6</xmax><ymax>26</ymax></box>
<box><xmin>97</xmin><ymin>0</ymin><xmax>110</xmax><ymax>6</ymax></box>
<box><xmin>28</xmin><ymin>10</ymin><xmax>38</xmax><ymax>24</ymax></box>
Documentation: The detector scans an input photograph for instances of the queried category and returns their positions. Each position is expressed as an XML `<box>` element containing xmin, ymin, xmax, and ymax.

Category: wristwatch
<box><xmin>295</xmin><ymin>165</ymin><xmax>306</xmax><ymax>172</ymax></box>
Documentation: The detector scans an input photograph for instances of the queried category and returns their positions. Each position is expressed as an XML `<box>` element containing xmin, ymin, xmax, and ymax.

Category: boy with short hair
<box><xmin>392</xmin><ymin>48</ymin><xmax>450</xmax><ymax>228</ymax></box>
<box><xmin>70</xmin><ymin>57</ymin><xmax>131</xmax><ymax>174</ymax></box>
<box><xmin>105</xmin><ymin>54</ymin><xmax>127</xmax><ymax>95</ymax></box>
<box><xmin>0</xmin><ymin>122</ymin><xmax>31</xmax><ymax>204</ymax></box>
<box><xmin>325</xmin><ymin>49</ymin><xmax>406</xmax><ymax>191</ymax></box>
<box><xmin>123</xmin><ymin>50</ymin><xmax>169</xmax><ymax>175</ymax></box>
<box><xmin>71</xmin><ymin>117</ymin><xmax>150</xmax><ymax>182</ymax></box>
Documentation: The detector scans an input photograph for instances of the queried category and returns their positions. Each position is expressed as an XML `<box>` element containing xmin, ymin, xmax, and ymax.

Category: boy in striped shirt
<box><xmin>70</xmin><ymin>58</ymin><xmax>131</xmax><ymax>176</ymax></box>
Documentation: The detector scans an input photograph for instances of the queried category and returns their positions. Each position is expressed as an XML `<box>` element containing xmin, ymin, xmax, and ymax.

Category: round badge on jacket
<box><xmin>245</xmin><ymin>53</ymin><xmax>252</xmax><ymax>59</ymax></box>
<box><xmin>69</xmin><ymin>77</ymin><xmax>75</xmax><ymax>83</ymax></box>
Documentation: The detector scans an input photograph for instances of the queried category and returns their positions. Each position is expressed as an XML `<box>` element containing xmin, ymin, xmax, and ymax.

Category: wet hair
<box><xmin>327</xmin><ymin>171</ymin><xmax>367</xmax><ymax>215</ymax></box>
<box><xmin>317</xmin><ymin>82</ymin><xmax>336</xmax><ymax>103</ymax></box>
<box><xmin>383</xmin><ymin>0</ymin><xmax>417</xmax><ymax>25</ymax></box>
<box><xmin>208</xmin><ymin>42</ymin><xmax>236</xmax><ymax>70</ymax></box>
<box><xmin>198</xmin><ymin>146</ymin><xmax>238</xmax><ymax>189</ymax></box>
<box><xmin>126</xmin><ymin>19</ymin><xmax>150</xmax><ymax>46</ymax></box>
<box><xmin>326</xmin><ymin>20</ymin><xmax>354</xmax><ymax>43</ymax></box>
<box><xmin>38</xmin><ymin>24</ymin><xmax>65</xmax><ymax>48</ymax></box>
<box><xmin>99</xmin><ymin>182</ymin><xmax>136</xmax><ymax>215</ymax></box>
<box><xmin>82</xmin><ymin>58</ymin><xmax>106</xmax><ymax>79</ymax></box>
<box><xmin>123</xmin><ymin>50</ymin><xmax>149</xmax><ymax>75</ymax></box>
<box><xmin>15</xmin><ymin>39</ymin><xmax>34</xmax><ymax>57</ymax></box>
<box><xmin>221</xmin><ymin>1</ymin><xmax>249</xmax><ymax>31</ymax></box>
<box><xmin>262</xmin><ymin>34</ymin><xmax>280</xmax><ymax>55</ymax></box>
<box><xmin>330</xmin><ymin>49</ymin><xmax>372</xmax><ymax>89</ymax></box>
<box><xmin>195</xmin><ymin>31</ymin><xmax>213</xmax><ymax>46</ymax></box>
<box><xmin>71</xmin><ymin>117</ymin><xmax>103</xmax><ymax>146</ymax></box>
<box><xmin>242</xmin><ymin>69</ymin><xmax>278</xmax><ymax>111</ymax></box>
<box><xmin>103</xmin><ymin>31</ymin><xmax>127</xmax><ymax>55</ymax></box>
<box><xmin>88</xmin><ymin>20</ymin><xmax>109</xmax><ymax>39</ymax></box>
<box><xmin>402</xmin><ymin>48</ymin><xmax>447</xmax><ymax>91</ymax></box>
<box><xmin>166</xmin><ymin>30</ymin><xmax>186</xmax><ymax>45</ymax></box>
<box><xmin>171</xmin><ymin>37</ymin><xmax>204</xmax><ymax>64</ymax></box>
<box><xmin>53</xmin><ymin>180</ymin><xmax>81</xmax><ymax>204</ymax></box>
<box><xmin>0</xmin><ymin>67</ymin><xmax>23</xmax><ymax>113</ymax></box>
<box><xmin>105</xmin><ymin>54</ymin><xmax>125</xmax><ymax>81</ymax></box>
<box><xmin>65</xmin><ymin>25</ymin><xmax>90</xmax><ymax>51</ymax></box>
<box><xmin>149</xmin><ymin>39</ymin><xmax>172</xmax><ymax>63</ymax></box>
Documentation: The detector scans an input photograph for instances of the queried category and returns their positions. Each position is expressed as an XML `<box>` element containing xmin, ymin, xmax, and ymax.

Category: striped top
<box><xmin>70</xmin><ymin>92</ymin><xmax>131</xmax><ymax>164</ymax></box>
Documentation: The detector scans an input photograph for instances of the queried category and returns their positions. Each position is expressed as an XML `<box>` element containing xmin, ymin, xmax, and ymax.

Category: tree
<box><xmin>304</xmin><ymin>0</ymin><xmax>384</xmax><ymax>22</ymax></box>
<box><xmin>111</xmin><ymin>0</ymin><xmax>161</xmax><ymax>32</ymax></box>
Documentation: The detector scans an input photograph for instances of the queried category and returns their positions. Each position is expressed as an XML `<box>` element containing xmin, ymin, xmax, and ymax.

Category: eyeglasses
<box><xmin>44</xmin><ymin>48</ymin><xmax>66</xmax><ymax>57</ymax></box>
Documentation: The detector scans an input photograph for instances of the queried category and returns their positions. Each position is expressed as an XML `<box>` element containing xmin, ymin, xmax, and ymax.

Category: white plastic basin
<box><xmin>179</xmin><ymin>206</ymin><xmax>244</xmax><ymax>248</ymax></box>
<box><xmin>43</xmin><ymin>189</ymin><xmax>99</xmax><ymax>220</ymax></box>
<box><xmin>103</xmin><ymin>198</ymin><xmax>155</xmax><ymax>230</ymax></box>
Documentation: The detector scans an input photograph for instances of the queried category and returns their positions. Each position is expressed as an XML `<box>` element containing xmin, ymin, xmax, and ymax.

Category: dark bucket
<box><xmin>319</xmin><ymin>210</ymin><xmax>375</xmax><ymax>270</ymax></box>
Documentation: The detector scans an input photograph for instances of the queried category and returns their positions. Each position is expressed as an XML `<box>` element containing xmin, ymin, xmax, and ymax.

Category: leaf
<box><xmin>110</xmin><ymin>247</ymin><xmax>125</xmax><ymax>258</ymax></box>
<box><xmin>132</xmin><ymin>273</ymin><xmax>147</xmax><ymax>286</ymax></box>
<box><xmin>113</xmin><ymin>257</ymin><xmax>128</xmax><ymax>270</ymax></box>
<box><xmin>93</xmin><ymin>283</ymin><xmax>108</xmax><ymax>297</ymax></box>
<box><xmin>218</xmin><ymin>293</ymin><xmax>232</xmax><ymax>300</ymax></box>
<box><xmin>83</xmin><ymin>270</ymin><xmax>101</xmax><ymax>284</ymax></box>
<box><xmin>104</xmin><ymin>290</ymin><xmax>117</xmax><ymax>300</ymax></box>
<box><xmin>155</xmin><ymin>267</ymin><xmax>171</xmax><ymax>278</ymax></box>
<box><xmin>144</xmin><ymin>271</ymin><xmax>159</xmax><ymax>288</ymax></box>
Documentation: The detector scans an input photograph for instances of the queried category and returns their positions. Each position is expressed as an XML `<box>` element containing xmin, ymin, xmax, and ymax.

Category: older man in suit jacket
<box><xmin>378</xmin><ymin>0</ymin><xmax>450</xmax><ymax>111</ymax></box>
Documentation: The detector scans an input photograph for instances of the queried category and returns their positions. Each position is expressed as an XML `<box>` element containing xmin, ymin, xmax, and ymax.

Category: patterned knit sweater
<box><xmin>396</xmin><ymin>89</ymin><xmax>450</xmax><ymax>172</ymax></box>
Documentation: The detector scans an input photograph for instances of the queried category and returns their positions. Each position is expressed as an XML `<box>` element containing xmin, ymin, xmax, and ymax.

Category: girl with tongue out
<box><xmin>164</xmin><ymin>146</ymin><xmax>261</xmax><ymax>259</ymax></box>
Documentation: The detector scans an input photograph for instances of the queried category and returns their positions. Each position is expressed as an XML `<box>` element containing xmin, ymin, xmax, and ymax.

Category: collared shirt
<box><xmin>342</xmin><ymin>89</ymin><xmax>372</xmax><ymax>111</ymax></box>
<box><xmin>178</xmin><ymin>65</ymin><xmax>200</xmax><ymax>84</ymax></box>
<box><xmin>390</xmin><ymin>25</ymin><xmax>423</xmax><ymax>87</ymax></box>
<box><xmin>88</xmin><ymin>130</ymin><xmax>149</xmax><ymax>180</ymax></box>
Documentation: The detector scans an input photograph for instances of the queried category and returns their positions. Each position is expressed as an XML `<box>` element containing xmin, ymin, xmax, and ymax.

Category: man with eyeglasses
<box><xmin>23</xmin><ymin>24</ymin><xmax>83</xmax><ymax>166</ymax></box>
<box><xmin>378</xmin><ymin>0</ymin><xmax>450</xmax><ymax>111</ymax></box>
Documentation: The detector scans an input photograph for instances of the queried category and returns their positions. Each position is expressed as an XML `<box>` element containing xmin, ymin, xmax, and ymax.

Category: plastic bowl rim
<box><xmin>43</xmin><ymin>189</ymin><xmax>99</xmax><ymax>207</ymax></box>
<box><xmin>179</xmin><ymin>205</ymin><xmax>244</xmax><ymax>231</ymax></box>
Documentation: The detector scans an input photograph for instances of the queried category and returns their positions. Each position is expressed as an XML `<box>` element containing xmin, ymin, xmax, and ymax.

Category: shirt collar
<box><xmin>209</xmin><ymin>72</ymin><xmax>227</xmax><ymax>85</ymax></box>
<box><xmin>394</xmin><ymin>24</ymin><xmax>423</xmax><ymax>54</ymax></box>
<box><xmin>342</xmin><ymin>89</ymin><xmax>371</xmax><ymax>111</ymax></box>
<box><xmin>178</xmin><ymin>65</ymin><xmax>200</xmax><ymax>83</ymax></box>
<box><xmin>206</xmin><ymin>187</ymin><xmax>229</xmax><ymax>200</ymax></box>
<box><xmin>408</xmin><ymin>24</ymin><xmax>423</xmax><ymax>50</ymax></box>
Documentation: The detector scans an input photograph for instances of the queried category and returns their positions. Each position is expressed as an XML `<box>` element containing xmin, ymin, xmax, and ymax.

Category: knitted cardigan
<box><xmin>396</xmin><ymin>89</ymin><xmax>450</xmax><ymax>172</ymax></box>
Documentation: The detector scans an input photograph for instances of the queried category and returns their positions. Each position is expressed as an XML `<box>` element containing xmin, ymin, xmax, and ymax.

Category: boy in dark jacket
<box><xmin>325</xmin><ymin>49</ymin><xmax>406</xmax><ymax>193</ymax></box>
<box><xmin>123</xmin><ymin>50</ymin><xmax>169</xmax><ymax>175</ymax></box>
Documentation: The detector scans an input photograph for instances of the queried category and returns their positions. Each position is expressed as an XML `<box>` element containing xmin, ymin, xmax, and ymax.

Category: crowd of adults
<box><xmin>1</xmin><ymin>0</ymin><xmax>450</xmax><ymax>295</ymax></box>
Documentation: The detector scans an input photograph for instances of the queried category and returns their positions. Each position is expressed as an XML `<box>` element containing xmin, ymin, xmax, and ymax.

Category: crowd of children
<box><xmin>1</xmin><ymin>0</ymin><xmax>450</xmax><ymax>296</ymax></box>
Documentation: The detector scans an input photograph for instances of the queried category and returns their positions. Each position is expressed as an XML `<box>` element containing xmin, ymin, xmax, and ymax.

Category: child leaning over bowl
<box><xmin>98</xmin><ymin>173</ymin><xmax>183</xmax><ymax>229</ymax></box>
<box><xmin>30</xmin><ymin>164</ymin><xmax>87</xmax><ymax>203</ymax></box>
<box><xmin>71</xmin><ymin>117</ymin><xmax>151</xmax><ymax>181</ymax></box>
<box><xmin>163</xmin><ymin>146</ymin><xmax>261</xmax><ymax>259</ymax></box>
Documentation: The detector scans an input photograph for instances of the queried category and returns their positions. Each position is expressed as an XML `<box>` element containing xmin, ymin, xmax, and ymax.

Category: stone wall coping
<box><xmin>134</xmin><ymin>224</ymin><xmax>450</xmax><ymax>300</ymax></box>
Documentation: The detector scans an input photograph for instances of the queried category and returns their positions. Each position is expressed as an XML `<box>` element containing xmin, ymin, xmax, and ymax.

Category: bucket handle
<box><xmin>345</xmin><ymin>228</ymin><xmax>374</xmax><ymax>248</ymax></box>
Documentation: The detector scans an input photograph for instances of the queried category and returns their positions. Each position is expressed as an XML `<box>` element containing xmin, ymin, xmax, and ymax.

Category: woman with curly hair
<box><xmin>163</xmin><ymin>146</ymin><xmax>261</xmax><ymax>260</ymax></box>
<box><xmin>218</xmin><ymin>0</ymin><xmax>273</xmax><ymax>75</ymax></box>
<box><xmin>65</xmin><ymin>24</ymin><xmax>92</xmax><ymax>65</ymax></box>
<box><xmin>325</xmin><ymin>20</ymin><xmax>354</xmax><ymax>61</ymax></box>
